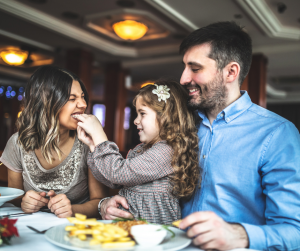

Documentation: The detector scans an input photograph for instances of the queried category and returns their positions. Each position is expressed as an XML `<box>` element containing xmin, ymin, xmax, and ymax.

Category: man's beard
<box><xmin>187</xmin><ymin>72</ymin><xmax>228</xmax><ymax>114</ymax></box>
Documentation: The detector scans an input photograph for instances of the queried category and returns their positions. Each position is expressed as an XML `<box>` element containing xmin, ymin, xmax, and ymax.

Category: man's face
<box><xmin>180</xmin><ymin>44</ymin><xmax>227</xmax><ymax>113</ymax></box>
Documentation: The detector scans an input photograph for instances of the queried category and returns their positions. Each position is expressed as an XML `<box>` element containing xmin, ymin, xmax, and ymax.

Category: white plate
<box><xmin>0</xmin><ymin>187</ymin><xmax>24</xmax><ymax>207</ymax></box>
<box><xmin>45</xmin><ymin>221</ymin><xmax>191</xmax><ymax>251</ymax></box>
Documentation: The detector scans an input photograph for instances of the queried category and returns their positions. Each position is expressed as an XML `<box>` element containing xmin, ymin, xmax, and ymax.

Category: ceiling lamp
<box><xmin>0</xmin><ymin>50</ymin><xmax>28</xmax><ymax>66</ymax></box>
<box><xmin>112</xmin><ymin>20</ymin><xmax>148</xmax><ymax>40</ymax></box>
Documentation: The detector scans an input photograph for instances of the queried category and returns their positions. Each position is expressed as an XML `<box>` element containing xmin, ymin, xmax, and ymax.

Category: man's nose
<box><xmin>180</xmin><ymin>68</ymin><xmax>191</xmax><ymax>85</ymax></box>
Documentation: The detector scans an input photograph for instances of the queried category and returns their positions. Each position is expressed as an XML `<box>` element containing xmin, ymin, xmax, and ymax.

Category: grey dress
<box><xmin>0</xmin><ymin>133</ymin><xmax>90</xmax><ymax>205</ymax></box>
<box><xmin>88</xmin><ymin>140</ymin><xmax>181</xmax><ymax>225</ymax></box>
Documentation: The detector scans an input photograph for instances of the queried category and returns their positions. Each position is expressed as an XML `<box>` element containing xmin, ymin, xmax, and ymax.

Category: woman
<box><xmin>0</xmin><ymin>65</ymin><xmax>108</xmax><ymax>218</ymax></box>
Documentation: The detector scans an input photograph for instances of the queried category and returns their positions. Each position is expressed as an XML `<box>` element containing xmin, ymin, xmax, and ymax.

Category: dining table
<box><xmin>0</xmin><ymin>203</ymin><xmax>258</xmax><ymax>251</ymax></box>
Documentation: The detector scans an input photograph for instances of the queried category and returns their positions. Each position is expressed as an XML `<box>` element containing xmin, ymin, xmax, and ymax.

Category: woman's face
<box><xmin>59</xmin><ymin>80</ymin><xmax>87</xmax><ymax>132</ymax></box>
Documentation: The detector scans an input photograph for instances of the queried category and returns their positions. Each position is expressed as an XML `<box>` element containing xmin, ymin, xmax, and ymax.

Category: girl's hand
<box><xmin>76</xmin><ymin>114</ymin><xmax>108</xmax><ymax>146</ymax></box>
<box><xmin>47</xmin><ymin>190</ymin><xmax>73</xmax><ymax>218</ymax></box>
<box><xmin>21</xmin><ymin>190</ymin><xmax>49</xmax><ymax>213</ymax></box>
<box><xmin>77</xmin><ymin>125</ymin><xmax>95</xmax><ymax>152</ymax></box>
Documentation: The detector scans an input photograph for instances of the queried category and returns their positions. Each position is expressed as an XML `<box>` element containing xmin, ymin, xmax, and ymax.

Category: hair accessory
<box><xmin>152</xmin><ymin>84</ymin><xmax>170</xmax><ymax>103</ymax></box>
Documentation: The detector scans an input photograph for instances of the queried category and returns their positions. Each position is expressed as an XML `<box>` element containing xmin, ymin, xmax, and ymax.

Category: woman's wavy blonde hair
<box><xmin>133</xmin><ymin>80</ymin><xmax>200</xmax><ymax>199</ymax></box>
<box><xmin>16</xmin><ymin>65</ymin><xmax>89</xmax><ymax>164</ymax></box>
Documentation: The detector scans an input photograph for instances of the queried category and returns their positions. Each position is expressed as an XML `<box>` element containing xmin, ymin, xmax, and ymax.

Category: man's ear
<box><xmin>225</xmin><ymin>62</ymin><xmax>240</xmax><ymax>84</ymax></box>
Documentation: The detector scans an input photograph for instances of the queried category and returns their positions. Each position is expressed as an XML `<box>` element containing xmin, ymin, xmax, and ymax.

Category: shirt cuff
<box><xmin>240</xmin><ymin>223</ymin><xmax>267</xmax><ymax>250</ymax></box>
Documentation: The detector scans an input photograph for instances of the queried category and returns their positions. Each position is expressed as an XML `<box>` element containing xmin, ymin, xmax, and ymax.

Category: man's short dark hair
<box><xmin>180</xmin><ymin>21</ymin><xmax>252</xmax><ymax>86</ymax></box>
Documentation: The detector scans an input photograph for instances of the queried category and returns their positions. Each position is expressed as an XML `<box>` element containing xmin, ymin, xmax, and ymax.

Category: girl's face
<box><xmin>134</xmin><ymin>96</ymin><xmax>160</xmax><ymax>145</ymax></box>
<box><xmin>59</xmin><ymin>80</ymin><xmax>87</xmax><ymax>132</ymax></box>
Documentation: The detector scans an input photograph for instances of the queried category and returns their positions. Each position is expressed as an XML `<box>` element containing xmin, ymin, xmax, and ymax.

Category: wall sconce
<box><xmin>0</xmin><ymin>50</ymin><xmax>28</xmax><ymax>66</ymax></box>
<box><xmin>112</xmin><ymin>20</ymin><xmax>148</xmax><ymax>40</ymax></box>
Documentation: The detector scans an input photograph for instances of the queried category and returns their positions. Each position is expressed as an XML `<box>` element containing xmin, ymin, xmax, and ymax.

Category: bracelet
<box><xmin>97</xmin><ymin>197</ymin><xmax>111</xmax><ymax>218</ymax></box>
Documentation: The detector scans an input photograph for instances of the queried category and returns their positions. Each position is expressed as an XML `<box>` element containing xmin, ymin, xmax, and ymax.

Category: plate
<box><xmin>0</xmin><ymin>187</ymin><xmax>24</xmax><ymax>207</ymax></box>
<box><xmin>45</xmin><ymin>221</ymin><xmax>191</xmax><ymax>251</ymax></box>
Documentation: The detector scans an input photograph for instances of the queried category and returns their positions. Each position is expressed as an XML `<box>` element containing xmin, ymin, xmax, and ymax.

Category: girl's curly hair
<box><xmin>133</xmin><ymin>80</ymin><xmax>200</xmax><ymax>199</ymax></box>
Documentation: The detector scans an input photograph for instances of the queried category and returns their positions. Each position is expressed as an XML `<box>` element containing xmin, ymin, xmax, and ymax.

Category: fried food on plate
<box><xmin>172</xmin><ymin>219</ymin><xmax>182</xmax><ymax>228</ymax></box>
<box><xmin>65</xmin><ymin>213</ymin><xmax>135</xmax><ymax>248</ymax></box>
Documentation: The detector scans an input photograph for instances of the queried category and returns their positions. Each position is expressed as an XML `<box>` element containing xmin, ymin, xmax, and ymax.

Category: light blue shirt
<box><xmin>181</xmin><ymin>91</ymin><xmax>300</xmax><ymax>251</ymax></box>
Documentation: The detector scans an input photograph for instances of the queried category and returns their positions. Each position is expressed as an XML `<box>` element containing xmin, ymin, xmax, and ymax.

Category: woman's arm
<box><xmin>48</xmin><ymin>169</ymin><xmax>109</xmax><ymax>218</ymax></box>
<box><xmin>8</xmin><ymin>169</ymin><xmax>48</xmax><ymax>212</ymax></box>
<box><xmin>72</xmin><ymin>169</ymin><xmax>109</xmax><ymax>218</ymax></box>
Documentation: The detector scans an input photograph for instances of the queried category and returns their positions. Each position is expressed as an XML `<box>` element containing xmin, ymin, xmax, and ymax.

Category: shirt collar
<box><xmin>198</xmin><ymin>91</ymin><xmax>253</xmax><ymax>123</ymax></box>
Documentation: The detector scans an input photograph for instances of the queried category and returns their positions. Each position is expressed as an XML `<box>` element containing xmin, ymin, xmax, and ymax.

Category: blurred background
<box><xmin>0</xmin><ymin>0</ymin><xmax>300</xmax><ymax>185</ymax></box>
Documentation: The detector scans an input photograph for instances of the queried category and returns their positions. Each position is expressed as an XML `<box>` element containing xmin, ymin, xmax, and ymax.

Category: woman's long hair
<box><xmin>16</xmin><ymin>65</ymin><xmax>89</xmax><ymax>164</ymax></box>
<box><xmin>133</xmin><ymin>80</ymin><xmax>200</xmax><ymax>199</ymax></box>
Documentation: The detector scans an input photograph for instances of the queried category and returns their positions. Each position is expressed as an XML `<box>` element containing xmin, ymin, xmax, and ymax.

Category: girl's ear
<box><xmin>225</xmin><ymin>62</ymin><xmax>240</xmax><ymax>84</ymax></box>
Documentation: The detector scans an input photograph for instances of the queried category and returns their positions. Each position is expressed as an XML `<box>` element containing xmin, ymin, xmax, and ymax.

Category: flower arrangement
<box><xmin>0</xmin><ymin>218</ymin><xmax>19</xmax><ymax>245</ymax></box>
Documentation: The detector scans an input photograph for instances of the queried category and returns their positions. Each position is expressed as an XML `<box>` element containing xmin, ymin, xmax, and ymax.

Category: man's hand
<box><xmin>47</xmin><ymin>190</ymin><xmax>73</xmax><ymax>218</ymax></box>
<box><xmin>21</xmin><ymin>190</ymin><xmax>49</xmax><ymax>213</ymax></box>
<box><xmin>101</xmin><ymin>195</ymin><xmax>133</xmax><ymax>220</ymax></box>
<box><xmin>180</xmin><ymin>211</ymin><xmax>249</xmax><ymax>250</ymax></box>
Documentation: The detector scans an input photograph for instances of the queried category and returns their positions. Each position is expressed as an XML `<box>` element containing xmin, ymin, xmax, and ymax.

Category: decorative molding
<box><xmin>0</xmin><ymin>0</ymin><xmax>137</xmax><ymax>57</ymax></box>
<box><xmin>122</xmin><ymin>55</ymin><xmax>181</xmax><ymax>68</ymax></box>
<box><xmin>0</xmin><ymin>65</ymin><xmax>32</xmax><ymax>79</ymax></box>
<box><xmin>253</xmin><ymin>43</ymin><xmax>300</xmax><ymax>54</ymax></box>
<box><xmin>236</xmin><ymin>0</ymin><xmax>300</xmax><ymax>40</ymax></box>
<box><xmin>0</xmin><ymin>29</ymin><xmax>55</xmax><ymax>51</ymax></box>
<box><xmin>144</xmin><ymin>0</ymin><xmax>198</xmax><ymax>32</ymax></box>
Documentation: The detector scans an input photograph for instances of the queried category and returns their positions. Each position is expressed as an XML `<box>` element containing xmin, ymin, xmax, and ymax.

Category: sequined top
<box><xmin>88</xmin><ymin>140</ymin><xmax>181</xmax><ymax>225</ymax></box>
<box><xmin>0</xmin><ymin>133</ymin><xmax>90</xmax><ymax>205</ymax></box>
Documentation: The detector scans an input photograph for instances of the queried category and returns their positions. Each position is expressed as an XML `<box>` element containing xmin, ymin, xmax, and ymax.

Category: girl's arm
<box><xmin>88</xmin><ymin>141</ymin><xmax>174</xmax><ymax>187</ymax></box>
<box><xmin>48</xmin><ymin>169</ymin><xmax>109</xmax><ymax>218</ymax></box>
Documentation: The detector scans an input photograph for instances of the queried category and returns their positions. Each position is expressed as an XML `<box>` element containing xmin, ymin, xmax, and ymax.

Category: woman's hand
<box><xmin>77</xmin><ymin>125</ymin><xmax>95</xmax><ymax>152</ymax></box>
<box><xmin>47</xmin><ymin>190</ymin><xmax>73</xmax><ymax>218</ymax></box>
<box><xmin>21</xmin><ymin>190</ymin><xmax>49</xmax><ymax>213</ymax></box>
<box><xmin>76</xmin><ymin>114</ymin><xmax>108</xmax><ymax>147</ymax></box>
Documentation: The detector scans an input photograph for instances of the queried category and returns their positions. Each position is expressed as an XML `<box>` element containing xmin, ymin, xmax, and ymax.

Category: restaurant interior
<box><xmin>0</xmin><ymin>0</ymin><xmax>300</xmax><ymax>189</ymax></box>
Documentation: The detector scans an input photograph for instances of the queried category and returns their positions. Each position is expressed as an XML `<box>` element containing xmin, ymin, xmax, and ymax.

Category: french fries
<box><xmin>65</xmin><ymin>213</ymin><xmax>135</xmax><ymax>248</ymax></box>
<box><xmin>172</xmin><ymin>219</ymin><xmax>182</xmax><ymax>228</ymax></box>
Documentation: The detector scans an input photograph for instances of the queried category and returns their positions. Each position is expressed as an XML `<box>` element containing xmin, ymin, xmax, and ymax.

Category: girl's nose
<box><xmin>134</xmin><ymin>117</ymin><xmax>139</xmax><ymax>125</ymax></box>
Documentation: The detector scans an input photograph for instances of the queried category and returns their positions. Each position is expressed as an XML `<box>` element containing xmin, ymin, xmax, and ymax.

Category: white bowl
<box><xmin>0</xmin><ymin>187</ymin><xmax>24</xmax><ymax>207</ymax></box>
<box><xmin>131</xmin><ymin>224</ymin><xmax>167</xmax><ymax>247</ymax></box>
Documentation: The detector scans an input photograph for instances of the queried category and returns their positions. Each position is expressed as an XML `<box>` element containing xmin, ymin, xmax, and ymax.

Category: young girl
<box><xmin>0</xmin><ymin>65</ymin><xmax>108</xmax><ymax>218</ymax></box>
<box><xmin>76</xmin><ymin>80</ymin><xmax>199</xmax><ymax>224</ymax></box>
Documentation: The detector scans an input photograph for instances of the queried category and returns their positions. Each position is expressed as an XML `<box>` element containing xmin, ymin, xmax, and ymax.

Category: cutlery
<box><xmin>1</xmin><ymin>212</ymin><xmax>32</xmax><ymax>217</ymax></box>
<box><xmin>27</xmin><ymin>225</ymin><xmax>52</xmax><ymax>234</ymax></box>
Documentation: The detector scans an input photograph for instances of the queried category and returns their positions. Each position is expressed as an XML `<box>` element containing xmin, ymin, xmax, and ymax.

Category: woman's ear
<box><xmin>225</xmin><ymin>62</ymin><xmax>240</xmax><ymax>84</ymax></box>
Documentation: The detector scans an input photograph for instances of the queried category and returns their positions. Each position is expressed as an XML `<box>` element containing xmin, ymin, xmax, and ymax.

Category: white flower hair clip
<box><xmin>152</xmin><ymin>84</ymin><xmax>170</xmax><ymax>103</ymax></box>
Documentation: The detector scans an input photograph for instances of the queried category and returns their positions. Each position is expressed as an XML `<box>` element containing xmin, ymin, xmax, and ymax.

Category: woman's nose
<box><xmin>77</xmin><ymin>98</ymin><xmax>87</xmax><ymax>109</ymax></box>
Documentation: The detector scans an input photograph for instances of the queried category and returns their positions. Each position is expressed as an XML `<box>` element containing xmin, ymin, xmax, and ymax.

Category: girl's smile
<box><xmin>134</xmin><ymin>96</ymin><xmax>160</xmax><ymax>145</ymax></box>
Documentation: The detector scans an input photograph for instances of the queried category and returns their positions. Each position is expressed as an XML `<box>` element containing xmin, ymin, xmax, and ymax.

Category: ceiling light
<box><xmin>0</xmin><ymin>50</ymin><xmax>28</xmax><ymax>66</ymax></box>
<box><xmin>141</xmin><ymin>82</ymin><xmax>154</xmax><ymax>88</ymax></box>
<box><xmin>112</xmin><ymin>20</ymin><xmax>148</xmax><ymax>40</ymax></box>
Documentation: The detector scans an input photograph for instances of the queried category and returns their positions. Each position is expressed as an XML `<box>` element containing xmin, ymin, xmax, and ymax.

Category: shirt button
<box><xmin>226</xmin><ymin>118</ymin><xmax>230</xmax><ymax>122</ymax></box>
<box><xmin>203</xmin><ymin>155</ymin><xmax>206</xmax><ymax>159</ymax></box>
<box><xmin>220</xmin><ymin>114</ymin><xmax>224</xmax><ymax>117</ymax></box>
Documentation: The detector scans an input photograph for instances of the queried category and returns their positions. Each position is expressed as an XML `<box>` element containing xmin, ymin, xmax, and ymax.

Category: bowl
<box><xmin>0</xmin><ymin>187</ymin><xmax>24</xmax><ymax>207</ymax></box>
<box><xmin>131</xmin><ymin>224</ymin><xmax>167</xmax><ymax>247</ymax></box>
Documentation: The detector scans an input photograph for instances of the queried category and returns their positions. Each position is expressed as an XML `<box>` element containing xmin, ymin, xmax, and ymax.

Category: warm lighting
<box><xmin>18</xmin><ymin>111</ymin><xmax>22</xmax><ymax>118</ymax></box>
<box><xmin>0</xmin><ymin>50</ymin><xmax>28</xmax><ymax>66</ymax></box>
<box><xmin>112</xmin><ymin>20</ymin><xmax>148</xmax><ymax>40</ymax></box>
<box><xmin>141</xmin><ymin>82</ymin><xmax>154</xmax><ymax>88</ymax></box>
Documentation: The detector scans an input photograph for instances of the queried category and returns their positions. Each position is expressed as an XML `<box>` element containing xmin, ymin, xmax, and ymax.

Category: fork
<box><xmin>27</xmin><ymin>225</ymin><xmax>51</xmax><ymax>234</ymax></box>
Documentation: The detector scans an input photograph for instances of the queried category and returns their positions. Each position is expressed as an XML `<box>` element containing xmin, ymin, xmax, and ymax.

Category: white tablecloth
<box><xmin>0</xmin><ymin>203</ymin><xmax>254</xmax><ymax>251</ymax></box>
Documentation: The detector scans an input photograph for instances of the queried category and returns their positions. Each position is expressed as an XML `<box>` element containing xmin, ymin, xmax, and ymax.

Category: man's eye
<box><xmin>192</xmin><ymin>69</ymin><xmax>199</xmax><ymax>73</ymax></box>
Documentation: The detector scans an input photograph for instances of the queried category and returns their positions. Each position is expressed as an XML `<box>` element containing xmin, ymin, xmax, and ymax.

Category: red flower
<box><xmin>0</xmin><ymin>218</ymin><xmax>19</xmax><ymax>237</ymax></box>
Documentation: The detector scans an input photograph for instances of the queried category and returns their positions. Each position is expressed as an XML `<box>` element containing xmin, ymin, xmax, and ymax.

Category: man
<box><xmin>99</xmin><ymin>22</ymin><xmax>300</xmax><ymax>250</ymax></box>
